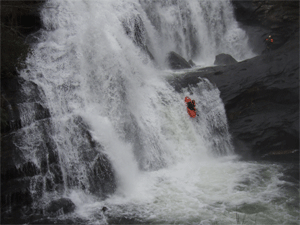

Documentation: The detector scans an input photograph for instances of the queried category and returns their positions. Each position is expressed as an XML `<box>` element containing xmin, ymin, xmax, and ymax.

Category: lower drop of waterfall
<box><xmin>12</xmin><ymin>0</ymin><xmax>299</xmax><ymax>224</ymax></box>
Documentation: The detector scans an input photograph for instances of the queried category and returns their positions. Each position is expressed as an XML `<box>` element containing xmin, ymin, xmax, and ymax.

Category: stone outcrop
<box><xmin>1</xmin><ymin>75</ymin><xmax>117</xmax><ymax>222</ymax></box>
<box><xmin>168</xmin><ymin>1</ymin><xmax>299</xmax><ymax>160</ymax></box>
<box><xmin>1</xmin><ymin>2</ymin><xmax>116</xmax><ymax>220</ymax></box>
<box><xmin>1</xmin><ymin>1</ymin><xmax>44</xmax><ymax>79</ymax></box>
<box><xmin>231</xmin><ymin>0</ymin><xmax>299</xmax><ymax>54</ymax></box>
<box><xmin>167</xmin><ymin>51</ymin><xmax>192</xmax><ymax>69</ymax></box>
<box><xmin>46</xmin><ymin>198</ymin><xmax>76</xmax><ymax>215</ymax></box>
<box><xmin>188</xmin><ymin>59</ymin><xmax>196</xmax><ymax>67</ymax></box>
<box><xmin>1</xmin><ymin>2</ymin><xmax>118</xmax><ymax>222</ymax></box>
<box><xmin>168</xmin><ymin>32</ymin><xmax>299</xmax><ymax>160</ymax></box>
<box><xmin>214</xmin><ymin>53</ymin><xmax>238</xmax><ymax>66</ymax></box>
<box><xmin>1</xmin><ymin>77</ymin><xmax>55</xmax><ymax>218</ymax></box>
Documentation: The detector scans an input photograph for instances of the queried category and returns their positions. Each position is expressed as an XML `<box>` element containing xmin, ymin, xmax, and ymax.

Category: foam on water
<box><xmin>70</xmin><ymin>158</ymin><xmax>297</xmax><ymax>224</ymax></box>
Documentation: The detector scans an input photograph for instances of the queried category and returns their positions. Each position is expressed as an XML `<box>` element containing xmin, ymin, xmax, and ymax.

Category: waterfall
<box><xmin>140</xmin><ymin>0</ymin><xmax>255</xmax><ymax>66</ymax></box>
<box><xmin>19</xmin><ymin>0</ymin><xmax>234</xmax><ymax>203</ymax></box>
<box><xmin>5</xmin><ymin>0</ymin><xmax>297</xmax><ymax>224</ymax></box>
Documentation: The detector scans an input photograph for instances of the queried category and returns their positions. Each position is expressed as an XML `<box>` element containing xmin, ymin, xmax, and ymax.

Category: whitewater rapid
<box><xmin>17</xmin><ymin>0</ymin><xmax>299</xmax><ymax>224</ymax></box>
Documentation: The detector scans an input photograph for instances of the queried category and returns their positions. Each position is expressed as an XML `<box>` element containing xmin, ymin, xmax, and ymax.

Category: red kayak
<box><xmin>185</xmin><ymin>96</ymin><xmax>197</xmax><ymax>118</ymax></box>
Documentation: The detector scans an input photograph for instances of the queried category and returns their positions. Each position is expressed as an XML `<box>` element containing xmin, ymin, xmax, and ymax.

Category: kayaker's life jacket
<box><xmin>266</xmin><ymin>38</ymin><xmax>273</xmax><ymax>43</ymax></box>
<box><xmin>187</xmin><ymin>101</ymin><xmax>195</xmax><ymax>111</ymax></box>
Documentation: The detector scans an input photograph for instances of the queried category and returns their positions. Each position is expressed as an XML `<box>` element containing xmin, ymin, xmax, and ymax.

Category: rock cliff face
<box><xmin>170</xmin><ymin>33</ymin><xmax>298</xmax><ymax>159</ymax></box>
<box><xmin>1</xmin><ymin>2</ymin><xmax>116</xmax><ymax>222</ymax></box>
<box><xmin>1</xmin><ymin>77</ymin><xmax>117</xmax><ymax>222</ymax></box>
<box><xmin>1</xmin><ymin>2</ymin><xmax>48</xmax><ymax>219</ymax></box>
<box><xmin>168</xmin><ymin>0</ymin><xmax>299</xmax><ymax>160</ymax></box>
<box><xmin>218</xmin><ymin>0</ymin><xmax>299</xmax><ymax>160</ymax></box>
<box><xmin>231</xmin><ymin>0</ymin><xmax>299</xmax><ymax>54</ymax></box>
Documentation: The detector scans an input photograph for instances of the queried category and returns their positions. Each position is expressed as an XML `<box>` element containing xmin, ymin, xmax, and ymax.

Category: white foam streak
<box><xmin>83</xmin><ymin>113</ymin><xmax>139</xmax><ymax>196</ymax></box>
<box><xmin>139</xmin><ymin>0</ymin><xmax>255</xmax><ymax>66</ymax></box>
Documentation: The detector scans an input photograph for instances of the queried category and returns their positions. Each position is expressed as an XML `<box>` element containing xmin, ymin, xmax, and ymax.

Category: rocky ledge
<box><xmin>168</xmin><ymin>0</ymin><xmax>299</xmax><ymax>161</ymax></box>
<box><xmin>168</xmin><ymin>31</ymin><xmax>299</xmax><ymax>161</ymax></box>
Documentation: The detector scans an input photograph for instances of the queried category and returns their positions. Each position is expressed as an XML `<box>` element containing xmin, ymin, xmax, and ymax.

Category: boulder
<box><xmin>167</xmin><ymin>51</ymin><xmax>192</xmax><ymax>69</ymax></box>
<box><xmin>188</xmin><ymin>59</ymin><xmax>196</xmax><ymax>67</ymax></box>
<box><xmin>214</xmin><ymin>53</ymin><xmax>237</xmax><ymax>66</ymax></box>
<box><xmin>46</xmin><ymin>198</ymin><xmax>76</xmax><ymax>215</ymax></box>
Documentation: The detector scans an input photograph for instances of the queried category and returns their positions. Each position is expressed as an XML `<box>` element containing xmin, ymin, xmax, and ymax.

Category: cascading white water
<box><xmin>139</xmin><ymin>0</ymin><xmax>255</xmax><ymax>66</ymax></box>
<box><xmin>18</xmin><ymin>0</ymin><xmax>298</xmax><ymax>224</ymax></box>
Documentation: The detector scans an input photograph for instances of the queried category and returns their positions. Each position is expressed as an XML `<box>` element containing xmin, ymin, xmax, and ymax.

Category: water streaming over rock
<box><xmin>3</xmin><ymin>0</ymin><xmax>298</xmax><ymax>224</ymax></box>
<box><xmin>139</xmin><ymin>0</ymin><xmax>255</xmax><ymax>66</ymax></box>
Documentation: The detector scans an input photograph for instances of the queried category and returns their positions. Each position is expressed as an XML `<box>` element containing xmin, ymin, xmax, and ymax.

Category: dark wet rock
<box><xmin>167</xmin><ymin>51</ymin><xmax>192</xmax><ymax>69</ymax></box>
<box><xmin>102</xmin><ymin>206</ymin><xmax>108</xmax><ymax>213</ymax></box>
<box><xmin>46</xmin><ymin>198</ymin><xmax>76</xmax><ymax>215</ymax></box>
<box><xmin>168</xmin><ymin>32</ymin><xmax>299</xmax><ymax>159</ymax></box>
<box><xmin>232</xmin><ymin>0</ymin><xmax>299</xmax><ymax>27</ymax></box>
<box><xmin>214</xmin><ymin>53</ymin><xmax>238</xmax><ymax>66</ymax></box>
<box><xmin>122</xmin><ymin>14</ymin><xmax>154</xmax><ymax>60</ymax></box>
<box><xmin>261</xmin><ymin>149</ymin><xmax>299</xmax><ymax>163</ymax></box>
<box><xmin>1</xmin><ymin>178</ymin><xmax>33</xmax><ymax>213</ymax></box>
<box><xmin>87</xmin><ymin>154</ymin><xmax>117</xmax><ymax>198</ymax></box>
<box><xmin>1</xmin><ymin>78</ymin><xmax>117</xmax><ymax>219</ymax></box>
<box><xmin>73</xmin><ymin>116</ymin><xmax>117</xmax><ymax>197</ymax></box>
<box><xmin>1</xmin><ymin>116</ymin><xmax>62</xmax><ymax>217</ymax></box>
<box><xmin>231</xmin><ymin>0</ymin><xmax>299</xmax><ymax>54</ymax></box>
<box><xmin>188</xmin><ymin>59</ymin><xmax>196</xmax><ymax>67</ymax></box>
<box><xmin>1</xmin><ymin>77</ymin><xmax>50</xmax><ymax>134</ymax></box>
<box><xmin>1</xmin><ymin>76</ymin><xmax>55</xmax><ymax>217</ymax></box>
<box><xmin>168</xmin><ymin>1</ymin><xmax>299</xmax><ymax>160</ymax></box>
<box><xmin>1</xmin><ymin>1</ymin><xmax>44</xmax><ymax>37</ymax></box>
<box><xmin>1</xmin><ymin>1</ymin><xmax>73</xmax><ymax>222</ymax></box>
<box><xmin>122</xmin><ymin>14</ymin><xmax>145</xmax><ymax>48</ymax></box>
<box><xmin>1</xmin><ymin>1</ymin><xmax>45</xmax><ymax>80</ymax></box>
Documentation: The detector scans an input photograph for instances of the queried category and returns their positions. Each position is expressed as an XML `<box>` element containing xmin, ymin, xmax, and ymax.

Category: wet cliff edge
<box><xmin>168</xmin><ymin>31</ymin><xmax>299</xmax><ymax>162</ymax></box>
